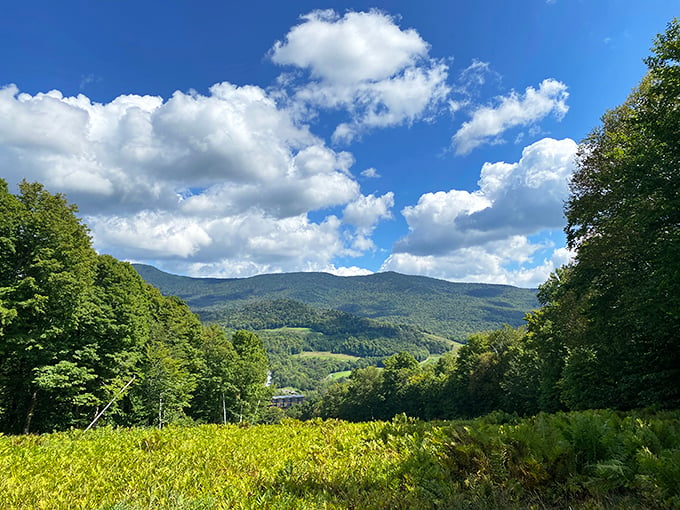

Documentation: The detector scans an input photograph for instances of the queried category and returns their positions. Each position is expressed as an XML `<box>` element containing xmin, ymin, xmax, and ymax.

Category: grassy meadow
<box><xmin>1</xmin><ymin>410</ymin><xmax>679</xmax><ymax>509</ymax></box>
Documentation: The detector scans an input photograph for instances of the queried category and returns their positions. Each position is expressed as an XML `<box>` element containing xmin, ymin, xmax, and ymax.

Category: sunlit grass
<box><xmin>294</xmin><ymin>351</ymin><xmax>360</xmax><ymax>361</ymax></box>
<box><xmin>1</xmin><ymin>410</ymin><xmax>678</xmax><ymax>509</ymax></box>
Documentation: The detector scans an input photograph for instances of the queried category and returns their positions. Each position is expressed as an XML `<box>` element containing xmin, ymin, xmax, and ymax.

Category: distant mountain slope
<box><xmin>134</xmin><ymin>265</ymin><xmax>539</xmax><ymax>341</ymax></box>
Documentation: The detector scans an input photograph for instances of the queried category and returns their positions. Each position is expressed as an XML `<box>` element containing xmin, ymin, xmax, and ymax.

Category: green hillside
<box><xmin>133</xmin><ymin>265</ymin><xmax>539</xmax><ymax>341</ymax></box>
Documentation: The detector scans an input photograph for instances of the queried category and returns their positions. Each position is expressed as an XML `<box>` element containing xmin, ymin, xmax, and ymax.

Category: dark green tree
<box><xmin>75</xmin><ymin>255</ymin><xmax>152</xmax><ymax>427</ymax></box>
<box><xmin>381</xmin><ymin>352</ymin><xmax>419</xmax><ymax>417</ymax></box>
<box><xmin>132</xmin><ymin>288</ymin><xmax>203</xmax><ymax>427</ymax></box>
<box><xmin>439</xmin><ymin>326</ymin><xmax>524</xmax><ymax>418</ymax></box>
<box><xmin>230</xmin><ymin>330</ymin><xmax>271</xmax><ymax>422</ymax></box>
<box><xmin>190</xmin><ymin>324</ymin><xmax>238</xmax><ymax>424</ymax></box>
<box><xmin>523</xmin><ymin>267</ymin><xmax>584</xmax><ymax>412</ymax></box>
<box><xmin>339</xmin><ymin>366</ymin><xmax>384</xmax><ymax>421</ymax></box>
<box><xmin>562</xmin><ymin>19</ymin><xmax>680</xmax><ymax>409</ymax></box>
<box><xmin>0</xmin><ymin>180</ymin><xmax>97</xmax><ymax>433</ymax></box>
<box><xmin>0</xmin><ymin>179</ymin><xmax>266</xmax><ymax>432</ymax></box>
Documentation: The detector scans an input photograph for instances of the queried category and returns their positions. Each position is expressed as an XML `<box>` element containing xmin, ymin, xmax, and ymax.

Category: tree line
<box><xmin>294</xmin><ymin>19</ymin><xmax>680</xmax><ymax>422</ymax></box>
<box><xmin>0</xmin><ymin>181</ymin><xmax>270</xmax><ymax>434</ymax></box>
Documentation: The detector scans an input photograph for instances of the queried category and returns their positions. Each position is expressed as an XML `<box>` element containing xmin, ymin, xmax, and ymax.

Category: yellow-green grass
<box><xmin>294</xmin><ymin>351</ymin><xmax>360</xmax><ymax>361</ymax></box>
<box><xmin>258</xmin><ymin>327</ymin><xmax>314</xmax><ymax>334</ymax></box>
<box><xmin>424</xmin><ymin>333</ymin><xmax>463</xmax><ymax>352</ymax></box>
<box><xmin>326</xmin><ymin>370</ymin><xmax>352</xmax><ymax>380</ymax></box>
<box><xmin>0</xmin><ymin>420</ymin><xmax>400</xmax><ymax>510</ymax></box>
<box><xmin>1</xmin><ymin>410</ymin><xmax>678</xmax><ymax>509</ymax></box>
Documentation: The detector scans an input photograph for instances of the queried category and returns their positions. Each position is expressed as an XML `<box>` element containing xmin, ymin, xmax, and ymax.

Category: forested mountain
<box><xmin>133</xmin><ymin>264</ymin><xmax>539</xmax><ymax>341</ymax></box>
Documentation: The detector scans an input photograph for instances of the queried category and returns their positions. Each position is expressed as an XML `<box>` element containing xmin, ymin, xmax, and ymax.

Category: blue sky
<box><xmin>1</xmin><ymin>1</ymin><xmax>676</xmax><ymax>287</ymax></box>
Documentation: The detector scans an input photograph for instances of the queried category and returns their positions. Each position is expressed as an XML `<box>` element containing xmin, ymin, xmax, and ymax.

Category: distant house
<box><xmin>270</xmin><ymin>394</ymin><xmax>305</xmax><ymax>409</ymax></box>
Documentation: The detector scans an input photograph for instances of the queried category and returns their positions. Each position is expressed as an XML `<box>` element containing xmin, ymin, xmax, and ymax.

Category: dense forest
<box><xmin>207</xmin><ymin>298</ymin><xmax>457</xmax><ymax>390</ymax></box>
<box><xmin>0</xmin><ymin>20</ymin><xmax>678</xmax><ymax>438</ymax></box>
<box><xmin>0</xmin><ymin>182</ymin><xmax>271</xmax><ymax>434</ymax></box>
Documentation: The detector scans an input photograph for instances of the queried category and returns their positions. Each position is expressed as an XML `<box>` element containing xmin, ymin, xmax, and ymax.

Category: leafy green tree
<box><xmin>314</xmin><ymin>380</ymin><xmax>351</xmax><ymax>419</ymax></box>
<box><xmin>230</xmin><ymin>330</ymin><xmax>271</xmax><ymax>422</ymax></box>
<box><xmin>441</xmin><ymin>326</ymin><xmax>523</xmax><ymax>418</ymax></box>
<box><xmin>139</xmin><ymin>341</ymin><xmax>196</xmax><ymax>428</ymax></box>
<box><xmin>0</xmin><ymin>180</ymin><xmax>97</xmax><ymax>433</ymax></box>
<box><xmin>74</xmin><ymin>255</ymin><xmax>152</xmax><ymax>427</ymax></box>
<box><xmin>381</xmin><ymin>352</ymin><xmax>419</xmax><ymax>417</ymax></box>
<box><xmin>523</xmin><ymin>267</ymin><xmax>584</xmax><ymax>413</ymax></box>
<box><xmin>190</xmin><ymin>324</ymin><xmax>238</xmax><ymax>424</ymax></box>
<box><xmin>339</xmin><ymin>366</ymin><xmax>384</xmax><ymax>421</ymax></box>
<box><xmin>562</xmin><ymin>19</ymin><xmax>680</xmax><ymax>409</ymax></box>
<box><xmin>0</xmin><ymin>180</ymin><xmax>269</xmax><ymax>432</ymax></box>
<box><xmin>131</xmin><ymin>288</ymin><xmax>203</xmax><ymax>427</ymax></box>
<box><xmin>499</xmin><ymin>335</ymin><xmax>541</xmax><ymax>416</ymax></box>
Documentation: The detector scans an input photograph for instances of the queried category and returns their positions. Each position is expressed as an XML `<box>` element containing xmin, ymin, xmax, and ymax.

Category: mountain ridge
<box><xmin>133</xmin><ymin>264</ymin><xmax>539</xmax><ymax>341</ymax></box>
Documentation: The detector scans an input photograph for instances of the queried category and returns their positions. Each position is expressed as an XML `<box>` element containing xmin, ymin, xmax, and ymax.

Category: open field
<box><xmin>1</xmin><ymin>410</ymin><xmax>678</xmax><ymax>509</ymax></box>
<box><xmin>326</xmin><ymin>370</ymin><xmax>352</xmax><ymax>380</ymax></box>
<box><xmin>294</xmin><ymin>351</ymin><xmax>361</xmax><ymax>361</ymax></box>
<box><xmin>260</xmin><ymin>327</ymin><xmax>314</xmax><ymax>334</ymax></box>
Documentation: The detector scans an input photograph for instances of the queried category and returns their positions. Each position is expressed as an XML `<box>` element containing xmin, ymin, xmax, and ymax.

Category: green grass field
<box><xmin>260</xmin><ymin>327</ymin><xmax>313</xmax><ymax>334</ymax></box>
<box><xmin>294</xmin><ymin>351</ymin><xmax>360</xmax><ymax>361</ymax></box>
<box><xmin>326</xmin><ymin>370</ymin><xmax>352</xmax><ymax>380</ymax></box>
<box><xmin>1</xmin><ymin>410</ymin><xmax>678</xmax><ymax>509</ymax></box>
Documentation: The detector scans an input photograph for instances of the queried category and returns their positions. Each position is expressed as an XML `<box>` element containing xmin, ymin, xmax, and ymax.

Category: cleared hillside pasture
<box><xmin>294</xmin><ymin>351</ymin><xmax>360</xmax><ymax>361</ymax></box>
<box><xmin>1</xmin><ymin>410</ymin><xmax>678</xmax><ymax>509</ymax></box>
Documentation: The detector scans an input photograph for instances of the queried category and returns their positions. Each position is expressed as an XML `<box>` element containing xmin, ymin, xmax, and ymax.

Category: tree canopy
<box><xmin>561</xmin><ymin>18</ymin><xmax>680</xmax><ymax>409</ymax></box>
<box><xmin>0</xmin><ymin>180</ymin><xmax>271</xmax><ymax>433</ymax></box>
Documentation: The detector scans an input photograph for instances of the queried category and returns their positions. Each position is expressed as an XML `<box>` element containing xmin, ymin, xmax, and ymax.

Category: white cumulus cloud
<box><xmin>270</xmin><ymin>9</ymin><xmax>450</xmax><ymax>143</ymax></box>
<box><xmin>342</xmin><ymin>192</ymin><xmax>394</xmax><ymax>251</ymax></box>
<box><xmin>0</xmin><ymin>83</ymin><xmax>392</xmax><ymax>277</ymax></box>
<box><xmin>382</xmin><ymin>241</ymin><xmax>574</xmax><ymax>288</ymax></box>
<box><xmin>388</xmin><ymin>137</ymin><xmax>577</xmax><ymax>287</ymax></box>
<box><xmin>452</xmin><ymin>79</ymin><xmax>569</xmax><ymax>155</ymax></box>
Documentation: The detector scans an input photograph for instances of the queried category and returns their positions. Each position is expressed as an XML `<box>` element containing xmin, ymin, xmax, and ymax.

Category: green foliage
<box><xmin>310</xmin><ymin>325</ymin><xmax>542</xmax><ymax>422</ymax></box>
<box><xmin>0</xmin><ymin>410</ymin><xmax>678</xmax><ymax>509</ymax></box>
<box><xmin>191</xmin><ymin>325</ymin><xmax>238</xmax><ymax>424</ymax></box>
<box><xmin>0</xmin><ymin>181</ymin><xmax>272</xmax><ymax>433</ymax></box>
<box><xmin>524</xmin><ymin>18</ymin><xmax>680</xmax><ymax>411</ymax></box>
<box><xmin>138</xmin><ymin>342</ymin><xmax>196</xmax><ymax>428</ymax></box>
<box><xmin>230</xmin><ymin>330</ymin><xmax>272</xmax><ymax>422</ymax></box>
<box><xmin>217</xmin><ymin>300</ymin><xmax>454</xmax><ymax>391</ymax></box>
<box><xmin>217</xmin><ymin>298</ymin><xmax>451</xmax><ymax>358</ymax></box>
<box><xmin>0</xmin><ymin>180</ymin><xmax>98</xmax><ymax>433</ymax></box>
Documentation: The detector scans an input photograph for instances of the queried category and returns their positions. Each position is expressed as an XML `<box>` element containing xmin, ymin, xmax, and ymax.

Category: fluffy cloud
<box><xmin>343</xmin><ymin>192</ymin><xmax>394</xmax><ymax>232</ymax></box>
<box><xmin>360</xmin><ymin>167</ymin><xmax>380</xmax><ymax>178</ymax></box>
<box><xmin>452</xmin><ymin>79</ymin><xmax>569</xmax><ymax>155</ymax></box>
<box><xmin>342</xmin><ymin>192</ymin><xmax>394</xmax><ymax>251</ymax></box>
<box><xmin>382</xmin><ymin>242</ymin><xmax>574</xmax><ymax>288</ymax></box>
<box><xmin>389</xmin><ymin>137</ymin><xmax>577</xmax><ymax>286</ymax></box>
<box><xmin>271</xmin><ymin>9</ymin><xmax>428</xmax><ymax>84</ymax></box>
<box><xmin>270</xmin><ymin>9</ymin><xmax>450</xmax><ymax>143</ymax></box>
<box><xmin>0</xmin><ymin>83</ymin><xmax>355</xmax><ymax>213</ymax></box>
<box><xmin>92</xmin><ymin>212</ymin><xmax>346</xmax><ymax>274</ymax></box>
<box><xmin>0</xmin><ymin>83</ymin><xmax>389</xmax><ymax>276</ymax></box>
